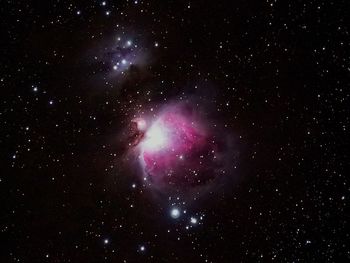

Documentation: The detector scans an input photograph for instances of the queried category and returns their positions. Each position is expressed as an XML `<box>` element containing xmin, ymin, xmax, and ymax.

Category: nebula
<box><xmin>87</xmin><ymin>34</ymin><xmax>150</xmax><ymax>85</ymax></box>
<box><xmin>130</xmin><ymin>103</ymin><xmax>231</xmax><ymax>192</ymax></box>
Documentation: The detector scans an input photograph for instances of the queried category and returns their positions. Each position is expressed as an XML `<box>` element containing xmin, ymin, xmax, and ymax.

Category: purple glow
<box><xmin>135</xmin><ymin>104</ymin><xmax>218</xmax><ymax>188</ymax></box>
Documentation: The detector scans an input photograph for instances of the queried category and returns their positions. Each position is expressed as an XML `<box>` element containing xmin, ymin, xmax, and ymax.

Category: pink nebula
<box><xmin>136</xmin><ymin>105</ymin><xmax>217</xmax><ymax>187</ymax></box>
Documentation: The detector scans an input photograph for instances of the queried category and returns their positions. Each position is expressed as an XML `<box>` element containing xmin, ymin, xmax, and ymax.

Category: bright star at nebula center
<box><xmin>141</xmin><ymin>118</ymin><xmax>170</xmax><ymax>151</ymax></box>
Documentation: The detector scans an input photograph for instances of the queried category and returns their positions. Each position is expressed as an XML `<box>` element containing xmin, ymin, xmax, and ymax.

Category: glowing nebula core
<box><xmin>134</xmin><ymin>104</ymin><xmax>222</xmax><ymax>189</ymax></box>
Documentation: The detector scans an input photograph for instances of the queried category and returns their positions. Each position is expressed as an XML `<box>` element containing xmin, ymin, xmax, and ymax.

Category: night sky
<box><xmin>1</xmin><ymin>0</ymin><xmax>349</xmax><ymax>262</ymax></box>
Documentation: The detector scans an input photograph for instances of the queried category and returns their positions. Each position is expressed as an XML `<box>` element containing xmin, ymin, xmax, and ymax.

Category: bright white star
<box><xmin>170</xmin><ymin>208</ymin><xmax>180</xmax><ymax>219</ymax></box>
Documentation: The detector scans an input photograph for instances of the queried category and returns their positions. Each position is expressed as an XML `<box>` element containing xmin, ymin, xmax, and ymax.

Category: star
<box><xmin>190</xmin><ymin>217</ymin><xmax>197</xmax><ymax>224</ymax></box>
<box><xmin>170</xmin><ymin>208</ymin><xmax>181</xmax><ymax>219</ymax></box>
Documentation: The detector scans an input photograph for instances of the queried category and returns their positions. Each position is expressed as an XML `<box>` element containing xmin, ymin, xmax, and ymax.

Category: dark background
<box><xmin>1</xmin><ymin>0</ymin><xmax>349</xmax><ymax>262</ymax></box>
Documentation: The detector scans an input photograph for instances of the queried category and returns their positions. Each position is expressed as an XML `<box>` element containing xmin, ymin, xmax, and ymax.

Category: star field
<box><xmin>1</xmin><ymin>0</ymin><xmax>349</xmax><ymax>262</ymax></box>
